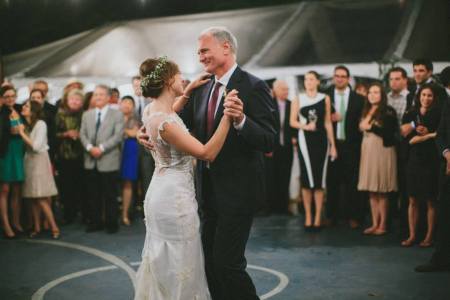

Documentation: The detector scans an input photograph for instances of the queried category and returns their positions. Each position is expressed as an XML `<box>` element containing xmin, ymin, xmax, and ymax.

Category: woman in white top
<box><xmin>18</xmin><ymin>100</ymin><xmax>60</xmax><ymax>239</ymax></box>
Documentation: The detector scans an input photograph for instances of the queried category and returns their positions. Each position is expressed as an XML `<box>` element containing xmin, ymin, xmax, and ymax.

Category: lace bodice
<box><xmin>142</xmin><ymin>110</ymin><xmax>193</xmax><ymax>173</ymax></box>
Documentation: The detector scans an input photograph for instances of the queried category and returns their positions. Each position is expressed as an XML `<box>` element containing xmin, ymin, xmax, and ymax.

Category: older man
<box><xmin>266</xmin><ymin>80</ymin><xmax>296</xmax><ymax>214</ymax></box>
<box><xmin>140</xmin><ymin>27</ymin><xmax>277</xmax><ymax>300</ymax></box>
<box><xmin>80</xmin><ymin>85</ymin><xmax>124</xmax><ymax>234</ymax></box>
<box><xmin>187</xmin><ymin>27</ymin><xmax>277</xmax><ymax>300</ymax></box>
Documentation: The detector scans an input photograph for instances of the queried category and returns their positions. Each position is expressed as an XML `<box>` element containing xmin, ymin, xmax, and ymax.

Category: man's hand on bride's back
<box><xmin>137</xmin><ymin>126</ymin><xmax>154</xmax><ymax>151</ymax></box>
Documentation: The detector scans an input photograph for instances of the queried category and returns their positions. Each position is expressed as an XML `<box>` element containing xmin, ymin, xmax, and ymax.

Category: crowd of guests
<box><xmin>0</xmin><ymin>76</ymin><xmax>154</xmax><ymax>238</ymax></box>
<box><xmin>264</xmin><ymin>59</ymin><xmax>450</xmax><ymax>251</ymax></box>
<box><xmin>0</xmin><ymin>59</ymin><xmax>449</xmax><ymax>261</ymax></box>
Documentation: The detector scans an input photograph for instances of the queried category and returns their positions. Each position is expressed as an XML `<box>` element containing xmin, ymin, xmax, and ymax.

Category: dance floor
<box><xmin>1</xmin><ymin>215</ymin><xmax>449</xmax><ymax>300</ymax></box>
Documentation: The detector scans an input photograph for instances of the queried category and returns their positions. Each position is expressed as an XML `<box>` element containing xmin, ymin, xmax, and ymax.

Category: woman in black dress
<box><xmin>290</xmin><ymin>71</ymin><xmax>337</xmax><ymax>230</ymax></box>
<box><xmin>401</xmin><ymin>83</ymin><xmax>441</xmax><ymax>247</ymax></box>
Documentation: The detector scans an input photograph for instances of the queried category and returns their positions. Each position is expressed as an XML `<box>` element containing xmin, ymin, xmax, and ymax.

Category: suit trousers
<box><xmin>326</xmin><ymin>140</ymin><xmax>364</xmax><ymax>223</ymax></box>
<box><xmin>138</xmin><ymin>144</ymin><xmax>154</xmax><ymax>204</ymax></box>
<box><xmin>271</xmin><ymin>145</ymin><xmax>293</xmax><ymax>213</ymax></box>
<box><xmin>201</xmin><ymin>170</ymin><xmax>259</xmax><ymax>300</ymax></box>
<box><xmin>85</xmin><ymin>168</ymin><xmax>119</xmax><ymax>230</ymax></box>
<box><xmin>59</xmin><ymin>158</ymin><xmax>84</xmax><ymax>222</ymax></box>
<box><xmin>432</xmin><ymin>171</ymin><xmax>450</xmax><ymax>265</ymax></box>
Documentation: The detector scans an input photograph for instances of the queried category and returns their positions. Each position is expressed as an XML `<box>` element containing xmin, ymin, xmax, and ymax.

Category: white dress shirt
<box><xmin>334</xmin><ymin>86</ymin><xmax>350</xmax><ymax>140</ymax></box>
<box><xmin>86</xmin><ymin>105</ymin><xmax>110</xmax><ymax>152</ymax></box>
<box><xmin>388</xmin><ymin>88</ymin><xmax>409</xmax><ymax>127</ymax></box>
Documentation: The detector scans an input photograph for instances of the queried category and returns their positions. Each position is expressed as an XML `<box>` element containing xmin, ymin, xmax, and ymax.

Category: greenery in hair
<box><xmin>141</xmin><ymin>56</ymin><xmax>168</xmax><ymax>88</ymax></box>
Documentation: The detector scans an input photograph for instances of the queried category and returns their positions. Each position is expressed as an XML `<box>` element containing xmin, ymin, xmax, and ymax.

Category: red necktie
<box><xmin>207</xmin><ymin>81</ymin><xmax>222</xmax><ymax>137</ymax></box>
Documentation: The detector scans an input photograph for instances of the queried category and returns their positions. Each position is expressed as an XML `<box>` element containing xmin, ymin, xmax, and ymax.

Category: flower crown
<box><xmin>141</xmin><ymin>56</ymin><xmax>168</xmax><ymax>89</ymax></box>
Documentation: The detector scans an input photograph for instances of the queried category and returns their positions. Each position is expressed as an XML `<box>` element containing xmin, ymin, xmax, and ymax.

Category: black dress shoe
<box><xmin>415</xmin><ymin>262</ymin><xmax>450</xmax><ymax>273</ymax></box>
<box><xmin>85</xmin><ymin>224</ymin><xmax>104</xmax><ymax>233</ymax></box>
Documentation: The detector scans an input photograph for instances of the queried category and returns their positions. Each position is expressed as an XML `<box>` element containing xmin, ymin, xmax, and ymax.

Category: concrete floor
<box><xmin>1</xmin><ymin>215</ymin><xmax>449</xmax><ymax>300</ymax></box>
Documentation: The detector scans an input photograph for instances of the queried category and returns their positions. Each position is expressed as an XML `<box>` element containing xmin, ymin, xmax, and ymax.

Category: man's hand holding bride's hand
<box><xmin>137</xmin><ymin>126</ymin><xmax>155</xmax><ymax>151</ymax></box>
<box><xmin>223</xmin><ymin>89</ymin><xmax>244</xmax><ymax>124</ymax></box>
<box><xmin>183</xmin><ymin>73</ymin><xmax>211</xmax><ymax>98</ymax></box>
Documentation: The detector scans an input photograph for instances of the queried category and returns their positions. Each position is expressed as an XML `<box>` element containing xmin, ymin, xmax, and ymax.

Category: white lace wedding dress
<box><xmin>134</xmin><ymin>111</ymin><xmax>211</xmax><ymax>300</ymax></box>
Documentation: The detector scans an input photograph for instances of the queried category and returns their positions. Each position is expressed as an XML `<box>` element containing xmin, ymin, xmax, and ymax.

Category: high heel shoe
<box><xmin>51</xmin><ymin>230</ymin><xmax>61</xmax><ymax>240</ymax></box>
<box><xmin>29</xmin><ymin>231</ymin><xmax>41</xmax><ymax>239</ymax></box>
<box><xmin>401</xmin><ymin>238</ymin><xmax>416</xmax><ymax>247</ymax></box>
<box><xmin>3</xmin><ymin>232</ymin><xmax>16</xmax><ymax>240</ymax></box>
<box><xmin>12</xmin><ymin>226</ymin><xmax>24</xmax><ymax>235</ymax></box>
<box><xmin>122</xmin><ymin>218</ymin><xmax>131</xmax><ymax>226</ymax></box>
<box><xmin>419</xmin><ymin>240</ymin><xmax>433</xmax><ymax>248</ymax></box>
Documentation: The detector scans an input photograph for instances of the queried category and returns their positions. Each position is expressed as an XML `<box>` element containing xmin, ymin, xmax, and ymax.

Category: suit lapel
<box><xmin>197</xmin><ymin>78</ymin><xmax>214</xmax><ymax>142</ymax></box>
<box><xmin>346</xmin><ymin>92</ymin><xmax>356</xmax><ymax>124</ymax></box>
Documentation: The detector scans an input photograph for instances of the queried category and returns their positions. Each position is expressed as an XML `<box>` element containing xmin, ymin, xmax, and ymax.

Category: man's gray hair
<box><xmin>200</xmin><ymin>26</ymin><xmax>238</xmax><ymax>54</ymax></box>
<box><xmin>95</xmin><ymin>84</ymin><xmax>112</xmax><ymax>96</ymax></box>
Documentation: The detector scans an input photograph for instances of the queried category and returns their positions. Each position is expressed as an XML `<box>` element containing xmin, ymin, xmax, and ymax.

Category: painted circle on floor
<box><xmin>26</xmin><ymin>240</ymin><xmax>289</xmax><ymax>300</ymax></box>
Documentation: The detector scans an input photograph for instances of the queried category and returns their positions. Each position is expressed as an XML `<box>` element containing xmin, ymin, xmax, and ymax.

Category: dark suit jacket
<box><xmin>0</xmin><ymin>104</ymin><xmax>23</xmax><ymax>158</ymax></box>
<box><xmin>43</xmin><ymin>101</ymin><xmax>57</xmax><ymax>162</ymax></box>
<box><xmin>179</xmin><ymin>66</ymin><xmax>277</xmax><ymax>214</ymax></box>
<box><xmin>369</xmin><ymin>105</ymin><xmax>399</xmax><ymax>147</ymax></box>
<box><xmin>274</xmin><ymin>99</ymin><xmax>296</xmax><ymax>149</ymax></box>
<box><xmin>436</xmin><ymin>97</ymin><xmax>450</xmax><ymax>157</ymax></box>
<box><xmin>0</xmin><ymin>106</ymin><xmax>11</xmax><ymax>157</ymax></box>
<box><xmin>326</xmin><ymin>86</ymin><xmax>364</xmax><ymax>147</ymax></box>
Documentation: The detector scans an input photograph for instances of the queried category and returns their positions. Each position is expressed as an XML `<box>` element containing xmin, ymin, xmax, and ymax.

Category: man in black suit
<box><xmin>415</xmin><ymin>68</ymin><xmax>450</xmax><ymax>272</ymax></box>
<box><xmin>265</xmin><ymin>79</ymin><xmax>296</xmax><ymax>214</ymax></box>
<box><xmin>176</xmin><ymin>27</ymin><xmax>277</xmax><ymax>300</ymax></box>
<box><xmin>326</xmin><ymin>65</ymin><xmax>364</xmax><ymax>228</ymax></box>
<box><xmin>387</xmin><ymin>67</ymin><xmax>414</xmax><ymax>225</ymax></box>
<box><xmin>32</xmin><ymin>80</ymin><xmax>57</xmax><ymax>162</ymax></box>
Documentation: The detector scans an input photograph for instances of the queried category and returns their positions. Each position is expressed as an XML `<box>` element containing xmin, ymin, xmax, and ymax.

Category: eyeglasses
<box><xmin>3</xmin><ymin>95</ymin><xmax>16</xmax><ymax>99</ymax></box>
<box><xmin>334</xmin><ymin>75</ymin><xmax>348</xmax><ymax>79</ymax></box>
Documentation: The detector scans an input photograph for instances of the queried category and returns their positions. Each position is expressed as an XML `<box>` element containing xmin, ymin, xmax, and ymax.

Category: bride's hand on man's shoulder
<box><xmin>184</xmin><ymin>73</ymin><xmax>211</xmax><ymax>95</ymax></box>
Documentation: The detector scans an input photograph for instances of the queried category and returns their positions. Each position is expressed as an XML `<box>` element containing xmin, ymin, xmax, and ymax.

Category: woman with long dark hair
<box><xmin>358</xmin><ymin>82</ymin><xmax>398</xmax><ymax>235</ymax></box>
<box><xmin>18</xmin><ymin>100</ymin><xmax>60</xmax><ymax>239</ymax></box>
<box><xmin>401</xmin><ymin>83</ymin><xmax>441</xmax><ymax>247</ymax></box>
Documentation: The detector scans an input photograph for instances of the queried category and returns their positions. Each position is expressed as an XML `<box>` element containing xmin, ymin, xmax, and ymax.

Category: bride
<box><xmin>134</xmin><ymin>56</ymin><xmax>235</xmax><ymax>300</ymax></box>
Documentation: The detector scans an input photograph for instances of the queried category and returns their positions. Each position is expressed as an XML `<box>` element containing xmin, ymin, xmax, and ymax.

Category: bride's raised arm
<box><xmin>173</xmin><ymin>73</ymin><xmax>211</xmax><ymax>113</ymax></box>
<box><xmin>160</xmin><ymin>115</ymin><xmax>231</xmax><ymax>162</ymax></box>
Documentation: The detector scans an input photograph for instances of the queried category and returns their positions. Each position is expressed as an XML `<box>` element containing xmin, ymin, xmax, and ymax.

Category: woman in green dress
<box><xmin>0</xmin><ymin>86</ymin><xmax>25</xmax><ymax>239</ymax></box>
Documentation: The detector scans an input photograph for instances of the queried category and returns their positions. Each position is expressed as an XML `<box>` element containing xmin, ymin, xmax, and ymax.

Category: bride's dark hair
<box><xmin>139</xmin><ymin>57</ymin><xmax>180</xmax><ymax>98</ymax></box>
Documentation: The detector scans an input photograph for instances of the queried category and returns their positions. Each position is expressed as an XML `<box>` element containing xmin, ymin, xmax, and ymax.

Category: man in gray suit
<box><xmin>80</xmin><ymin>85</ymin><xmax>124</xmax><ymax>233</ymax></box>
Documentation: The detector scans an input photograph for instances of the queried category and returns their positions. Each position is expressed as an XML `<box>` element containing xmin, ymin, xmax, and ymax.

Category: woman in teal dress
<box><xmin>0</xmin><ymin>86</ymin><xmax>25</xmax><ymax>239</ymax></box>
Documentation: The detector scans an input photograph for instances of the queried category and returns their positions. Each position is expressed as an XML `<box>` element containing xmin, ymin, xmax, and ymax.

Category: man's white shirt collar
<box><xmin>95</xmin><ymin>105</ymin><xmax>109</xmax><ymax>120</ymax></box>
<box><xmin>335</xmin><ymin>86</ymin><xmax>350</xmax><ymax>97</ymax></box>
<box><xmin>215</xmin><ymin>63</ymin><xmax>238</xmax><ymax>87</ymax></box>
<box><xmin>389</xmin><ymin>88</ymin><xmax>409</xmax><ymax>98</ymax></box>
